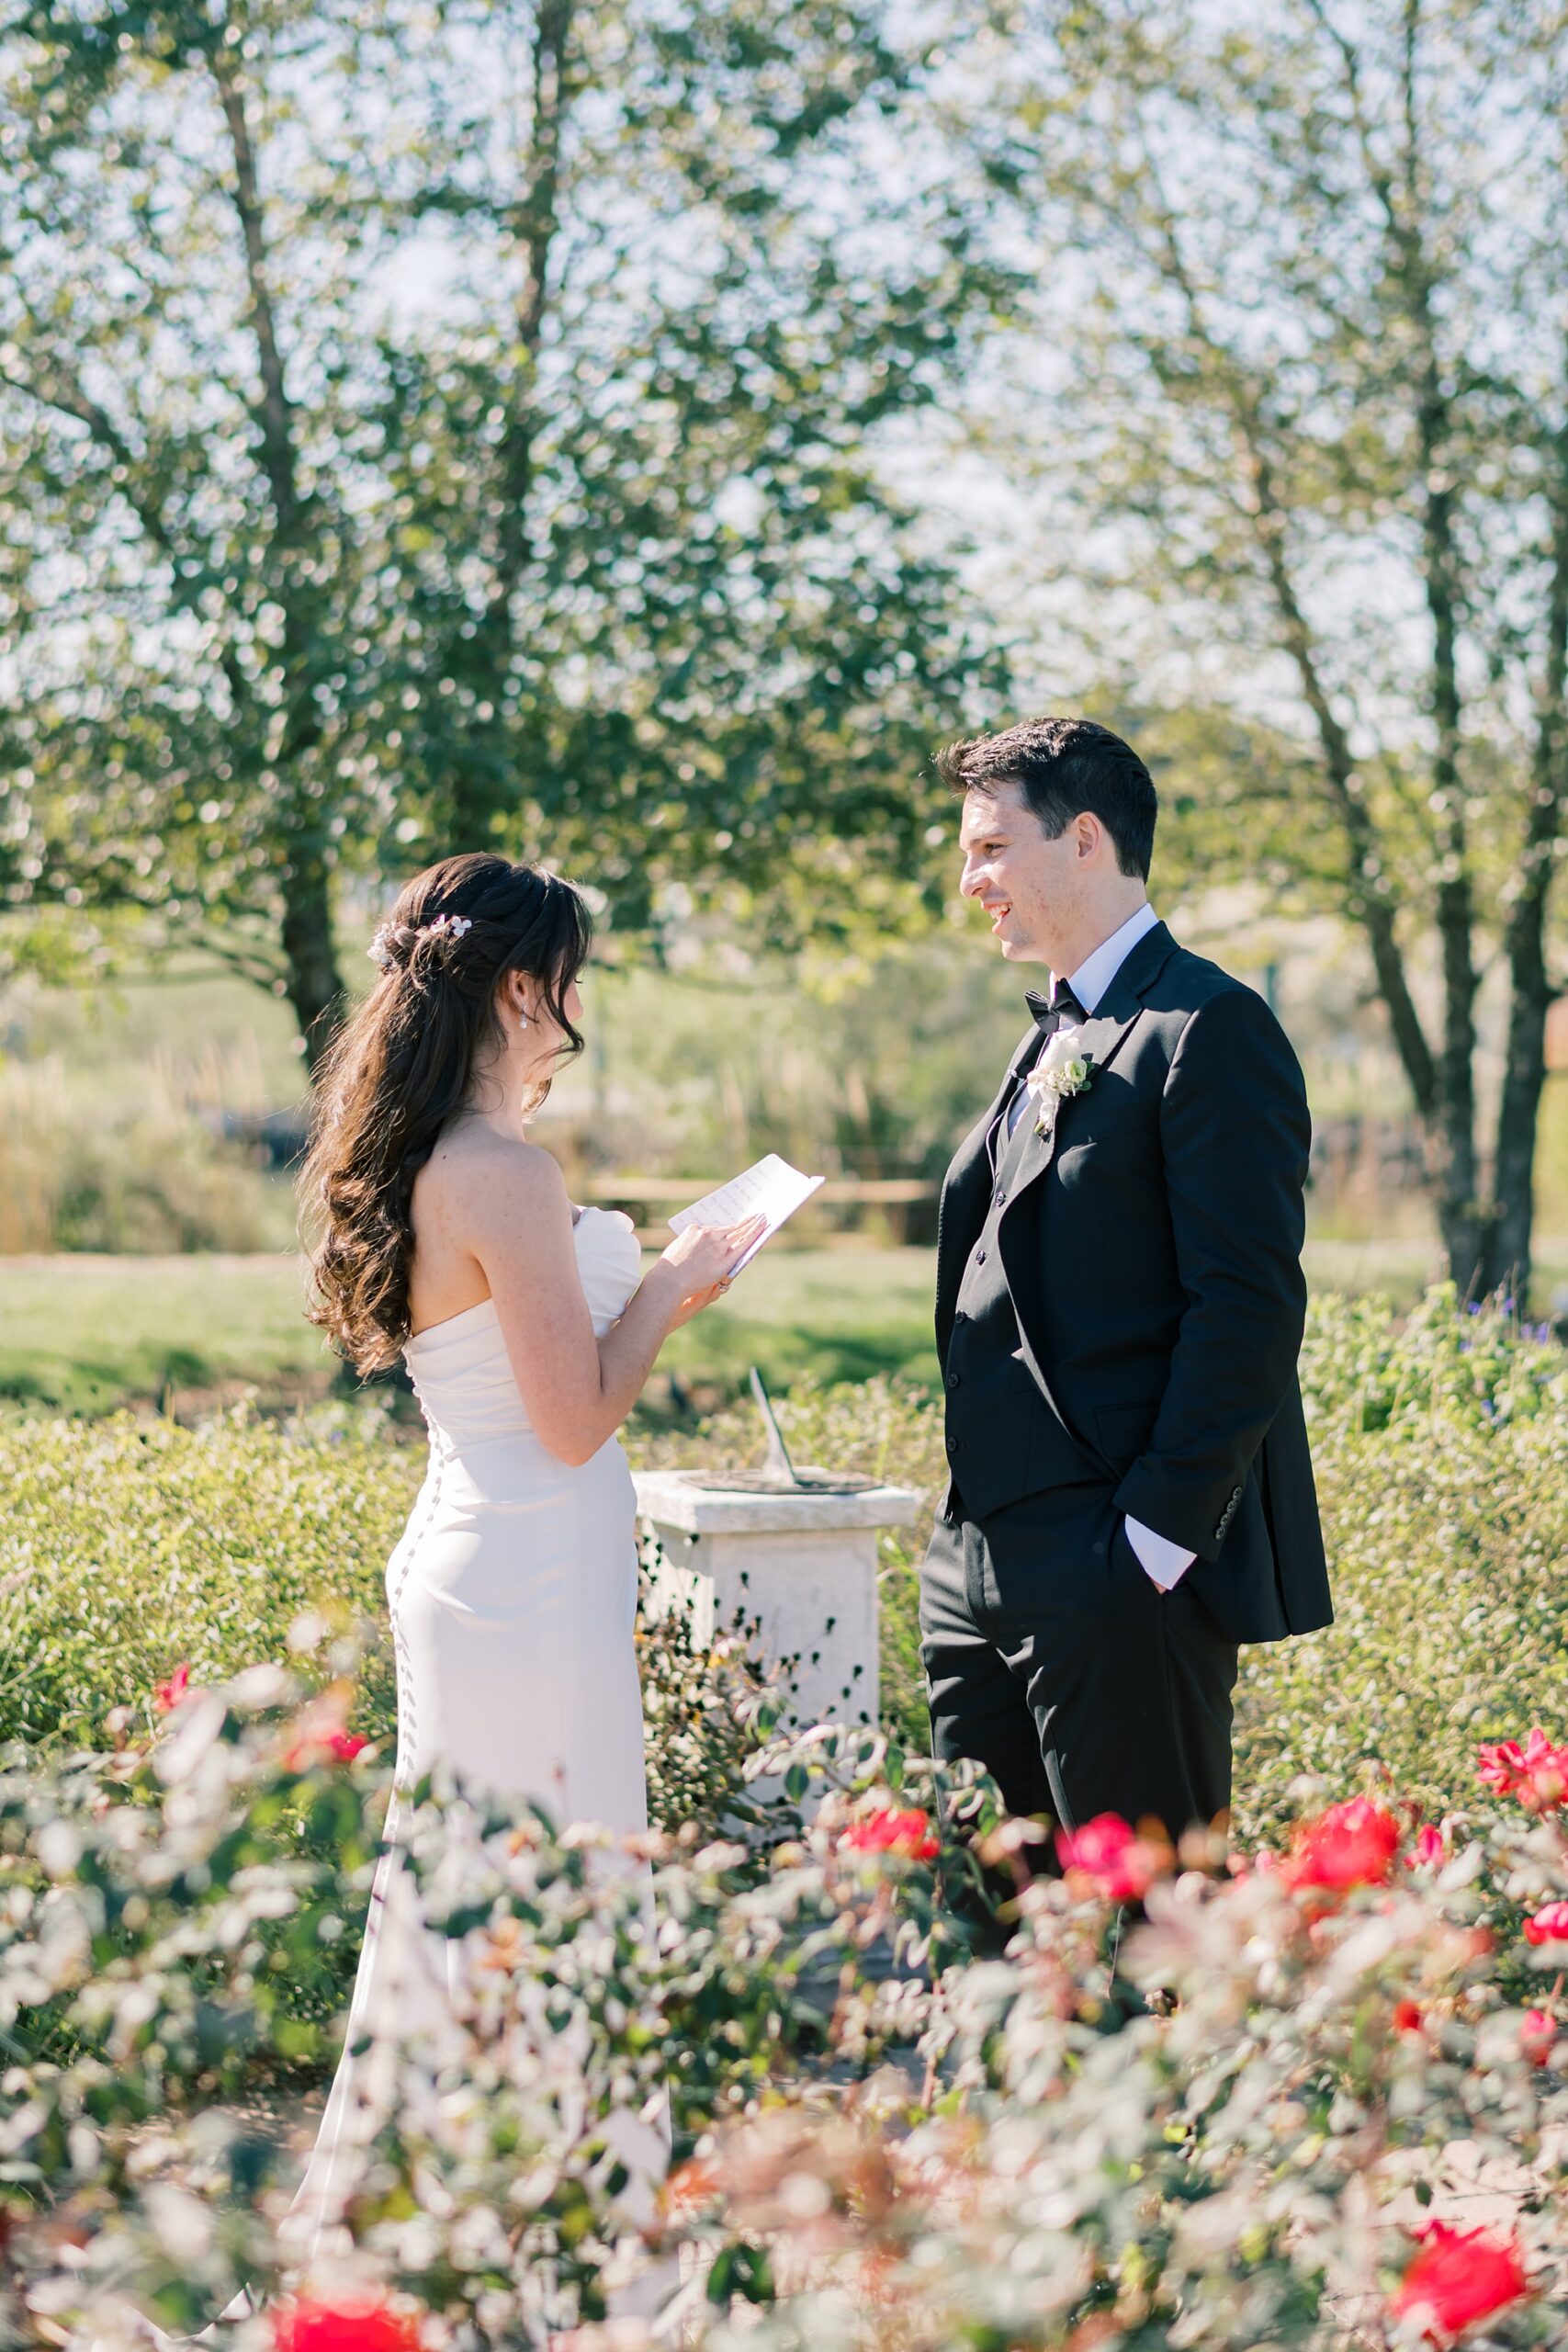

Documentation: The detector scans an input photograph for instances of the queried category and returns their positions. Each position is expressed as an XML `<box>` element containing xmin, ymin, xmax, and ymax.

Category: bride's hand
<box><xmin>654</xmin><ymin>1214</ymin><xmax>766</xmax><ymax>1327</ymax></box>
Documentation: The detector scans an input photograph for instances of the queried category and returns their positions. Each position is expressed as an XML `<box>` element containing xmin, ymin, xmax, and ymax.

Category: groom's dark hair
<box><xmin>936</xmin><ymin>716</ymin><xmax>1157</xmax><ymax>880</ymax></box>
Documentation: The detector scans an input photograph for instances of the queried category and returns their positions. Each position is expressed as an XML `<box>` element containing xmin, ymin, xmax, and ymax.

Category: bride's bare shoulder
<box><xmin>419</xmin><ymin>1128</ymin><xmax>568</xmax><ymax>1229</ymax></box>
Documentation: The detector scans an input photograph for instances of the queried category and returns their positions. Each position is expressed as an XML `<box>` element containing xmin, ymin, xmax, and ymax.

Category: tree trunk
<box><xmin>1389</xmin><ymin>9</ymin><xmax>1483</xmax><ymax>1292</ymax></box>
<box><xmin>1428</xmin><ymin>786</ymin><xmax>1483</xmax><ymax>1292</ymax></box>
<box><xmin>214</xmin><ymin>35</ymin><xmax>346</xmax><ymax>1067</ymax></box>
<box><xmin>444</xmin><ymin>0</ymin><xmax>576</xmax><ymax>849</ymax></box>
<box><xmin>1487</xmin><ymin>948</ymin><xmax>1551</xmax><ymax>1305</ymax></box>
<box><xmin>1416</xmin><ymin>364</ymin><xmax>1483</xmax><ymax>1290</ymax></box>
<box><xmin>1485</xmin><ymin>406</ymin><xmax>1568</xmax><ymax>1300</ymax></box>
<box><xmin>281</xmin><ymin>850</ymin><xmax>346</xmax><ymax>1074</ymax></box>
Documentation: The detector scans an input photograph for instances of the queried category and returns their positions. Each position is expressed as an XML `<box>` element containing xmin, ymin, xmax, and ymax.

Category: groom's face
<box><xmin>958</xmin><ymin>779</ymin><xmax>1080</xmax><ymax>965</ymax></box>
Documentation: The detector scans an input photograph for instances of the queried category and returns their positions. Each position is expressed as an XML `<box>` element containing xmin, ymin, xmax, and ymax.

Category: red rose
<box><xmin>660</xmin><ymin>2155</ymin><xmax>723</xmax><ymax>2215</ymax></box>
<box><xmin>1408</xmin><ymin>1823</ymin><xmax>1447</xmax><ymax>1868</ymax></box>
<box><xmin>1522</xmin><ymin>1900</ymin><xmax>1568</xmax><ymax>1947</ymax></box>
<box><xmin>152</xmin><ymin>1662</ymin><xmax>192</xmax><ymax>1714</ymax></box>
<box><xmin>1521</xmin><ymin>2008</ymin><xmax>1556</xmax><ymax>2066</ymax></box>
<box><xmin>1393</xmin><ymin>1999</ymin><xmax>1424</xmax><ymax>2036</ymax></box>
<box><xmin>284</xmin><ymin>1725</ymin><xmax>369</xmax><ymax>1770</ymax></box>
<box><xmin>280</xmin><ymin>1686</ymin><xmax>372</xmax><ymax>1772</ymax></box>
<box><xmin>1056</xmin><ymin>1813</ymin><xmax>1169</xmax><ymax>1903</ymax></box>
<box><xmin>1389</xmin><ymin>2221</ymin><xmax>1528</xmax><ymax>2340</ymax></box>
<box><xmin>841</xmin><ymin>1807</ymin><xmax>939</xmax><ymax>1862</ymax></box>
<box><xmin>1476</xmin><ymin>1727</ymin><xmax>1568</xmax><ymax>1812</ymax></box>
<box><xmin>272</xmin><ymin>2299</ymin><xmax>423</xmax><ymax>2352</ymax></box>
<box><xmin>1283</xmin><ymin>1795</ymin><xmax>1401</xmax><ymax>1892</ymax></box>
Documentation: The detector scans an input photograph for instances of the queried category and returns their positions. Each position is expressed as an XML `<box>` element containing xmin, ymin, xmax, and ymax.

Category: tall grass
<box><xmin>0</xmin><ymin>1050</ymin><xmax>291</xmax><ymax>1253</ymax></box>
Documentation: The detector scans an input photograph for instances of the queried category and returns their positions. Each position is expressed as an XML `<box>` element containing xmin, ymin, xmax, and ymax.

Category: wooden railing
<box><xmin>580</xmin><ymin>1176</ymin><xmax>934</xmax><ymax>1207</ymax></box>
<box><xmin>579</xmin><ymin>1173</ymin><xmax>937</xmax><ymax>1243</ymax></box>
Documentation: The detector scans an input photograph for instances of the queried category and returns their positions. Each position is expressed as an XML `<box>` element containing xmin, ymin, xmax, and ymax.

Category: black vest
<box><xmin>942</xmin><ymin>1083</ymin><xmax>1097</xmax><ymax>1521</ymax></box>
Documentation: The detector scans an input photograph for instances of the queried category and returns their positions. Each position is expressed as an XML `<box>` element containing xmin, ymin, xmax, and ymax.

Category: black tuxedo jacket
<box><xmin>934</xmin><ymin>921</ymin><xmax>1332</xmax><ymax>1645</ymax></box>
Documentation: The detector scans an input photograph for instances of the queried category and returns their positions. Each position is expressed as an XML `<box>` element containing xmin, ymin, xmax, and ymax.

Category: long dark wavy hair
<box><xmin>302</xmin><ymin>854</ymin><xmax>592</xmax><ymax>1374</ymax></box>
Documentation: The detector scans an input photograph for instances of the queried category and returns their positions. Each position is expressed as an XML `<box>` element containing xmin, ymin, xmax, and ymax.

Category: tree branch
<box><xmin>1490</xmin><ymin>366</ymin><xmax>1568</xmax><ymax>1286</ymax></box>
<box><xmin>0</xmin><ymin>335</ymin><xmax>257</xmax><ymax>725</ymax></box>
<box><xmin>210</xmin><ymin>41</ymin><xmax>302</xmax><ymax>537</ymax></box>
<box><xmin>1233</xmin><ymin>423</ymin><xmax>1438</xmax><ymax>1122</ymax></box>
<box><xmin>486</xmin><ymin>0</ymin><xmax>577</xmax><ymax>613</ymax></box>
<box><xmin>1129</xmin><ymin>132</ymin><xmax>1439</xmax><ymax>1119</ymax></box>
<box><xmin>0</xmin><ymin>351</ymin><xmax>179</xmax><ymax>566</ymax></box>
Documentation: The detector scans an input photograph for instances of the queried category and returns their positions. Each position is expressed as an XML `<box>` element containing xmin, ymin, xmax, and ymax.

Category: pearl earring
<box><xmin>517</xmin><ymin>1009</ymin><xmax>530</xmax><ymax>1031</ymax></box>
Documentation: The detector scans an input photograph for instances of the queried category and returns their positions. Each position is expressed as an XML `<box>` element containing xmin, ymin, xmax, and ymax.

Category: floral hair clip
<box><xmin>367</xmin><ymin>911</ymin><xmax>473</xmax><ymax>970</ymax></box>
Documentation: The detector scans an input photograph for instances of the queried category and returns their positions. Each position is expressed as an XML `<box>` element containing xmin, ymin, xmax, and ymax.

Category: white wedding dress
<box><xmin>283</xmin><ymin>1204</ymin><xmax>655</xmax><ymax>2268</ymax></box>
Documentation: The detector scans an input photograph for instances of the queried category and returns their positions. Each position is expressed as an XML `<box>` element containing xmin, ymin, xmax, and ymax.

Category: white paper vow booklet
<box><xmin>669</xmin><ymin>1154</ymin><xmax>825</xmax><ymax>1275</ymax></box>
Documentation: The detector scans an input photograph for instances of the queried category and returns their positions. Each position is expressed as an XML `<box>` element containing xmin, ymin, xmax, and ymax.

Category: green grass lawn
<box><xmin>0</xmin><ymin>1248</ymin><xmax>944</xmax><ymax>1418</ymax></box>
<box><xmin>659</xmin><ymin>1247</ymin><xmax>940</xmax><ymax>1393</ymax></box>
<box><xmin>3</xmin><ymin>1236</ymin><xmax>1565</xmax><ymax>1419</ymax></box>
<box><xmin>0</xmin><ymin>1254</ymin><xmax>333</xmax><ymax>1417</ymax></box>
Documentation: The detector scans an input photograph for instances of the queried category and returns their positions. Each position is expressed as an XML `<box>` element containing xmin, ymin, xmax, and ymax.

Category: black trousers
<box><xmin>919</xmin><ymin>1479</ymin><xmax>1239</xmax><ymax>1843</ymax></box>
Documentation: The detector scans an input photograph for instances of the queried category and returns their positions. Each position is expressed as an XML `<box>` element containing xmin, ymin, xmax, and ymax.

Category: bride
<box><xmin>288</xmin><ymin>850</ymin><xmax>762</xmax><ymax>2267</ymax></box>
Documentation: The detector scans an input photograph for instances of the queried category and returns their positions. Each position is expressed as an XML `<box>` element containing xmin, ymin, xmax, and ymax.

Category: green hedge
<box><xmin>668</xmin><ymin>1289</ymin><xmax>1568</xmax><ymax>1838</ymax></box>
<box><xmin>1</xmin><ymin>1289</ymin><xmax>1563</xmax><ymax>1840</ymax></box>
<box><xmin>0</xmin><ymin>1399</ymin><xmax>413</xmax><ymax>1747</ymax></box>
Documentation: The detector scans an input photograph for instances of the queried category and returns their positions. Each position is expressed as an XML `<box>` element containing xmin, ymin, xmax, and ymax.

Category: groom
<box><xmin>922</xmin><ymin>716</ymin><xmax>1332</xmax><ymax>1846</ymax></box>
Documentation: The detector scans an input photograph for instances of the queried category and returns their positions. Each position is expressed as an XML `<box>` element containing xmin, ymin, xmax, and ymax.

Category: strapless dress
<box><xmin>284</xmin><ymin>1204</ymin><xmax>653</xmax><ymax>2266</ymax></box>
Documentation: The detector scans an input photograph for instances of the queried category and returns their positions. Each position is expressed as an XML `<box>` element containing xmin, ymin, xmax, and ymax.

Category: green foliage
<box><xmin>0</xmin><ymin>1292</ymin><xmax>1563</xmax><ymax>1856</ymax></box>
<box><xmin>974</xmin><ymin>0</ymin><xmax>1568</xmax><ymax>1290</ymax></box>
<box><xmin>0</xmin><ymin>1295</ymin><xmax>1563</xmax><ymax>2334</ymax></box>
<box><xmin>637</xmin><ymin>1577</ymin><xmax>777</xmax><ymax>1845</ymax></box>
<box><xmin>0</xmin><ymin>1401</ymin><xmax>412</xmax><ymax>1749</ymax></box>
<box><xmin>0</xmin><ymin>1396</ymin><xmax>772</xmax><ymax>1854</ymax></box>
<box><xmin>0</xmin><ymin>1057</ymin><xmax>288</xmax><ymax>1254</ymax></box>
<box><xmin>649</xmin><ymin>1293</ymin><xmax>1568</xmax><ymax>1837</ymax></box>
<box><xmin>6</xmin><ymin>1688</ymin><xmax>1568</xmax><ymax>2345</ymax></box>
<box><xmin>1245</xmin><ymin>1288</ymin><xmax>1568</xmax><ymax>1834</ymax></box>
<box><xmin>0</xmin><ymin>0</ymin><xmax>1011</xmax><ymax>1046</ymax></box>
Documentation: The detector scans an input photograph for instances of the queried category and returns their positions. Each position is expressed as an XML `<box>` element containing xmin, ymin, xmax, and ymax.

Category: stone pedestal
<box><xmin>633</xmin><ymin>1472</ymin><xmax>921</xmax><ymax>1733</ymax></box>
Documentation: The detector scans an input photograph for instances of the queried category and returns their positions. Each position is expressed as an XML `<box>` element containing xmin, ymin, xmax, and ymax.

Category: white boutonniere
<box><xmin>1026</xmin><ymin>1025</ymin><xmax>1096</xmax><ymax>1137</ymax></box>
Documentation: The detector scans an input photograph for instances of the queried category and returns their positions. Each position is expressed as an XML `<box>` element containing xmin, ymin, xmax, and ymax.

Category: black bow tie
<box><xmin>1026</xmin><ymin>979</ymin><xmax>1085</xmax><ymax>1031</ymax></box>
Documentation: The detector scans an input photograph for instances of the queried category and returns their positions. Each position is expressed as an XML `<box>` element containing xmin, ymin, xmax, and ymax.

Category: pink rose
<box><xmin>841</xmin><ymin>1808</ymin><xmax>939</xmax><ymax>1861</ymax></box>
<box><xmin>1056</xmin><ymin>1813</ymin><xmax>1169</xmax><ymax>1902</ymax></box>
<box><xmin>152</xmin><ymin>1661</ymin><xmax>192</xmax><ymax>1714</ymax></box>
<box><xmin>1284</xmin><ymin>1795</ymin><xmax>1401</xmax><ymax>1892</ymax></box>
<box><xmin>1389</xmin><ymin>2221</ymin><xmax>1528</xmax><ymax>2340</ymax></box>
<box><xmin>1522</xmin><ymin>1900</ymin><xmax>1568</xmax><ymax>1947</ymax></box>
<box><xmin>1521</xmin><ymin>2008</ymin><xmax>1556</xmax><ymax>2066</ymax></box>
<box><xmin>1477</xmin><ymin>1728</ymin><xmax>1568</xmax><ymax>1811</ymax></box>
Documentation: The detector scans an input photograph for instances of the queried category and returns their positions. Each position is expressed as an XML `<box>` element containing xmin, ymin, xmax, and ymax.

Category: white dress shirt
<box><xmin>1010</xmin><ymin>900</ymin><xmax>1196</xmax><ymax>1593</ymax></box>
<box><xmin>1005</xmin><ymin>901</ymin><xmax>1162</xmax><ymax>1139</ymax></box>
<box><xmin>1058</xmin><ymin>898</ymin><xmax>1162</xmax><ymax>1018</ymax></box>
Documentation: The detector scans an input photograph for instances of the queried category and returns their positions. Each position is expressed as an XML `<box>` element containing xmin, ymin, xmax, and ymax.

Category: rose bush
<box><xmin>0</xmin><ymin>1284</ymin><xmax>1564</xmax><ymax>2343</ymax></box>
<box><xmin>5</xmin><ymin>1672</ymin><xmax>1568</xmax><ymax>2346</ymax></box>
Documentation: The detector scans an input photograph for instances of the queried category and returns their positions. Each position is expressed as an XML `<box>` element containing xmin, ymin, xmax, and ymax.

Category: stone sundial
<box><xmin>680</xmin><ymin>1365</ymin><xmax>879</xmax><ymax>1496</ymax></box>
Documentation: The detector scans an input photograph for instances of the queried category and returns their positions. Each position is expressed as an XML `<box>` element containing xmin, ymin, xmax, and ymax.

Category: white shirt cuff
<box><xmin>1124</xmin><ymin>1514</ymin><xmax>1197</xmax><ymax>1590</ymax></box>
